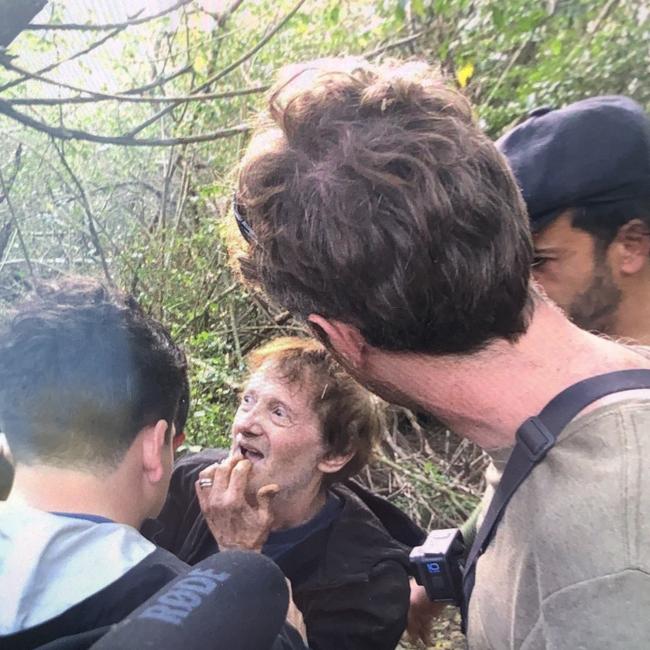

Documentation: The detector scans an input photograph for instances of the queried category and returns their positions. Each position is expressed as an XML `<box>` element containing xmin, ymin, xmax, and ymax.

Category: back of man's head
<box><xmin>497</xmin><ymin>96</ymin><xmax>650</xmax><ymax>243</ymax></box>
<box><xmin>235</xmin><ymin>58</ymin><xmax>533</xmax><ymax>355</ymax></box>
<box><xmin>0</xmin><ymin>277</ymin><xmax>187</xmax><ymax>470</ymax></box>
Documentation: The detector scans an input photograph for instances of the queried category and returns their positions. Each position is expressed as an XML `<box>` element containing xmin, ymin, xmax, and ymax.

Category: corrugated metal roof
<box><xmin>33</xmin><ymin>1</ymin><xmax>182</xmax><ymax>27</ymax></box>
<box><xmin>6</xmin><ymin>0</ymin><xmax>200</xmax><ymax>94</ymax></box>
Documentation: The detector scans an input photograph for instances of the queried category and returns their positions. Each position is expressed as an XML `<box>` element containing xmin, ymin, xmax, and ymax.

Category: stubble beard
<box><xmin>246</xmin><ymin>459</ymin><xmax>321</xmax><ymax>502</ymax></box>
<box><xmin>568</xmin><ymin>258</ymin><xmax>622</xmax><ymax>335</ymax></box>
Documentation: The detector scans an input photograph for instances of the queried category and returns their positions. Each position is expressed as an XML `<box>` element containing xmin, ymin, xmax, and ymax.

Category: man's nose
<box><xmin>238</xmin><ymin>408</ymin><xmax>264</xmax><ymax>436</ymax></box>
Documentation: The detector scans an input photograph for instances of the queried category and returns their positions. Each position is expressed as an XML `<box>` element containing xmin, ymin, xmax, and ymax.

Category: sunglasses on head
<box><xmin>232</xmin><ymin>194</ymin><xmax>257</xmax><ymax>244</ymax></box>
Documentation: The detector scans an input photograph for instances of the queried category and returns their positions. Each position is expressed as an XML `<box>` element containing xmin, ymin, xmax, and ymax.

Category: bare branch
<box><xmin>0</xmin><ymin>222</ymin><xmax>14</xmax><ymax>263</ymax></box>
<box><xmin>211</xmin><ymin>0</ymin><xmax>246</xmax><ymax>27</ymax></box>
<box><xmin>0</xmin><ymin>147</ymin><xmax>21</xmax><ymax>260</ymax></box>
<box><xmin>0</xmin><ymin>26</ymin><xmax>126</xmax><ymax>93</ymax></box>
<box><xmin>122</xmin><ymin>65</ymin><xmax>193</xmax><ymax>95</ymax></box>
<box><xmin>25</xmin><ymin>0</ymin><xmax>193</xmax><ymax>32</ymax></box>
<box><xmin>5</xmin><ymin>84</ymin><xmax>269</xmax><ymax>106</ymax></box>
<box><xmin>92</xmin><ymin>181</ymin><xmax>163</xmax><ymax>199</ymax></box>
<box><xmin>53</xmin><ymin>141</ymin><xmax>114</xmax><ymax>286</ymax></box>
<box><xmin>0</xmin><ymin>167</ymin><xmax>34</xmax><ymax>279</ymax></box>
<box><xmin>126</xmin><ymin>0</ymin><xmax>308</xmax><ymax>138</ymax></box>
<box><xmin>1</xmin><ymin>56</ymin><xmax>193</xmax><ymax>100</ymax></box>
<box><xmin>0</xmin><ymin>145</ymin><xmax>22</xmax><ymax>205</ymax></box>
<box><xmin>0</xmin><ymin>98</ymin><xmax>251</xmax><ymax>146</ymax></box>
<box><xmin>364</xmin><ymin>26</ymin><xmax>436</xmax><ymax>59</ymax></box>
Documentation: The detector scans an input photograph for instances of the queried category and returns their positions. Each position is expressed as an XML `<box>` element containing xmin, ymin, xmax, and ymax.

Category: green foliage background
<box><xmin>1</xmin><ymin>0</ymin><xmax>648</xmax><ymax>512</ymax></box>
<box><xmin>0</xmin><ymin>2</ymin><xmax>647</xmax><ymax>644</ymax></box>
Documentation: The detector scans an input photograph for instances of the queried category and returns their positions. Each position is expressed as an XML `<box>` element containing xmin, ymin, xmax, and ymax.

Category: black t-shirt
<box><xmin>262</xmin><ymin>493</ymin><xmax>342</xmax><ymax>562</ymax></box>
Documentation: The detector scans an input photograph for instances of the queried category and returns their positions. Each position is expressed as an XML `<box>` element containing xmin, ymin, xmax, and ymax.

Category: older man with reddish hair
<box><xmin>145</xmin><ymin>337</ymin><xmax>416</xmax><ymax>650</ymax></box>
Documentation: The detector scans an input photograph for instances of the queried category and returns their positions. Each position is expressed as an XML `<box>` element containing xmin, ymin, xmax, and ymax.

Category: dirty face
<box><xmin>231</xmin><ymin>363</ymin><xmax>326</xmax><ymax>497</ymax></box>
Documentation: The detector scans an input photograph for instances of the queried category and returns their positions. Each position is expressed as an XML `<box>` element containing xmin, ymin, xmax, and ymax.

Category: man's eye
<box><xmin>532</xmin><ymin>256</ymin><xmax>550</xmax><ymax>269</ymax></box>
<box><xmin>270</xmin><ymin>403</ymin><xmax>292</xmax><ymax>422</ymax></box>
<box><xmin>241</xmin><ymin>394</ymin><xmax>253</xmax><ymax>405</ymax></box>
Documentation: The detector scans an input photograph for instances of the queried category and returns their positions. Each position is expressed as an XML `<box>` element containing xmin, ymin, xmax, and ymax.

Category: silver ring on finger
<box><xmin>198</xmin><ymin>478</ymin><xmax>214</xmax><ymax>489</ymax></box>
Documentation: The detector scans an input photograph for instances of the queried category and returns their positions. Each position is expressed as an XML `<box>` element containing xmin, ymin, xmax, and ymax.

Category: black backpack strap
<box><xmin>460</xmin><ymin>369</ymin><xmax>650</xmax><ymax>632</ymax></box>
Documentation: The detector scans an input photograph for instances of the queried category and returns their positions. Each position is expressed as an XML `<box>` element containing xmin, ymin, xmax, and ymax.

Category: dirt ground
<box><xmin>399</xmin><ymin>607</ymin><xmax>467</xmax><ymax>650</ymax></box>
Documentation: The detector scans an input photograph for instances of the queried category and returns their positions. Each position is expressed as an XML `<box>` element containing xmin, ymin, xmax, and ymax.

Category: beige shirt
<box><xmin>468</xmin><ymin>398</ymin><xmax>650</xmax><ymax>649</ymax></box>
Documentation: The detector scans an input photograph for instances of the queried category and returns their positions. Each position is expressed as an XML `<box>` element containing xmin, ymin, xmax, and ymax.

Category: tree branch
<box><xmin>1</xmin><ymin>55</ymin><xmax>193</xmax><ymax>100</ymax></box>
<box><xmin>0</xmin><ymin>98</ymin><xmax>251</xmax><ymax>146</ymax></box>
<box><xmin>0</xmin><ymin>25</ymin><xmax>126</xmax><ymax>93</ymax></box>
<box><xmin>53</xmin><ymin>141</ymin><xmax>114</xmax><ymax>286</ymax></box>
<box><xmin>122</xmin><ymin>65</ymin><xmax>193</xmax><ymax>95</ymax></box>
<box><xmin>0</xmin><ymin>167</ymin><xmax>33</xmax><ymax>279</ymax></box>
<box><xmin>218</xmin><ymin>0</ymin><xmax>246</xmax><ymax>25</ymax></box>
<box><xmin>126</xmin><ymin>0</ymin><xmax>308</xmax><ymax>138</ymax></box>
<box><xmin>0</xmin><ymin>145</ymin><xmax>22</xmax><ymax>205</ymax></box>
<box><xmin>25</xmin><ymin>0</ymin><xmax>193</xmax><ymax>32</ymax></box>
<box><xmin>5</xmin><ymin>84</ymin><xmax>269</xmax><ymax>106</ymax></box>
<box><xmin>364</xmin><ymin>26</ymin><xmax>436</xmax><ymax>59</ymax></box>
<box><xmin>0</xmin><ymin>145</ymin><xmax>24</xmax><ymax>263</ymax></box>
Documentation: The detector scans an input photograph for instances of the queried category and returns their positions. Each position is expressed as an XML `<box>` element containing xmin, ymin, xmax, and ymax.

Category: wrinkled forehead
<box><xmin>245</xmin><ymin>361</ymin><xmax>319</xmax><ymax>408</ymax></box>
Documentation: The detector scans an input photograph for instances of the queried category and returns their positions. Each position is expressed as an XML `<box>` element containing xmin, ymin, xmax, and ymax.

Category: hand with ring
<box><xmin>195</xmin><ymin>453</ymin><xmax>280</xmax><ymax>552</ymax></box>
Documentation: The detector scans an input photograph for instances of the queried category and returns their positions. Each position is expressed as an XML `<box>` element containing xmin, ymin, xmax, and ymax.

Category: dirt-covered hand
<box><xmin>406</xmin><ymin>578</ymin><xmax>448</xmax><ymax>645</ymax></box>
<box><xmin>195</xmin><ymin>455</ymin><xmax>279</xmax><ymax>552</ymax></box>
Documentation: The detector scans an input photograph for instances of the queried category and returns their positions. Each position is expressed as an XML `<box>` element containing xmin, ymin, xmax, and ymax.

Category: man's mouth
<box><xmin>239</xmin><ymin>442</ymin><xmax>265</xmax><ymax>463</ymax></box>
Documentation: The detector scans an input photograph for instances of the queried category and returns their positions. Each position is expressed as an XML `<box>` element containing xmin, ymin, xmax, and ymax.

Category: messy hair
<box><xmin>235</xmin><ymin>57</ymin><xmax>533</xmax><ymax>355</ymax></box>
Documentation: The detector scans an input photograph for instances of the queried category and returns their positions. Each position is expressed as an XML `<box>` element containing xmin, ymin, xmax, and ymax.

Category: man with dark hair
<box><xmin>232</xmin><ymin>58</ymin><xmax>650</xmax><ymax>648</ymax></box>
<box><xmin>0</xmin><ymin>278</ymin><xmax>190</xmax><ymax>646</ymax></box>
<box><xmin>497</xmin><ymin>96</ymin><xmax>650</xmax><ymax>341</ymax></box>
<box><xmin>0</xmin><ymin>279</ymin><xmax>309</xmax><ymax>650</ymax></box>
<box><xmin>448</xmin><ymin>96</ymin><xmax>650</xmax><ymax>625</ymax></box>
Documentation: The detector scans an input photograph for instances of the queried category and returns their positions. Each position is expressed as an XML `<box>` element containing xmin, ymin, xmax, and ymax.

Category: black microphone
<box><xmin>91</xmin><ymin>551</ymin><xmax>290</xmax><ymax>650</ymax></box>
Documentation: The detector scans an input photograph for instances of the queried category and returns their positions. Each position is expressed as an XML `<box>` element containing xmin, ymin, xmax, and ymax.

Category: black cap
<box><xmin>496</xmin><ymin>96</ymin><xmax>650</xmax><ymax>231</ymax></box>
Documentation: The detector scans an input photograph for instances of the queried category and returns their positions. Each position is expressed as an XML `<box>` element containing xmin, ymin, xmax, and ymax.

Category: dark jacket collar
<box><xmin>277</xmin><ymin>483</ymin><xmax>412</xmax><ymax>591</ymax></box>
<box><xmin>142</xmin><ymin>450</ymin><xmax>418</xmax><ymax>591</ymax></box>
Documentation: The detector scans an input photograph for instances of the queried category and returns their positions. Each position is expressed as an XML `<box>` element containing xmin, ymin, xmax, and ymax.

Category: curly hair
<box><xmin>0</xmin><ymin>277</ymin><xmax>187</xmax><ymax>469</ymax></box>
<box><xmin>235</xmin><ymin>58</ymin><xmax>533</xmax><ymax>355</ymax></box>
<box><xmin>247</xmin><ymin>337</ymin><xmax>384</xmax><ymax>484</ymax></box>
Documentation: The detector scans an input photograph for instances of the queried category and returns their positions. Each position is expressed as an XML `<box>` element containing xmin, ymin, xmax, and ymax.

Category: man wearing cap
<box><xmin>407</xmin><ymin>97</ymin><xmax>650</xmax><ymax>643</ymax></box>
<box><xmin>230</xmin><ymin>58</ymin><xmax>650</xmax><ymax>649</ymax></box>
<box><xmin>498</xmin><ymin>96</ymin><xmax>650</xmax><ymax>342</ymax></box>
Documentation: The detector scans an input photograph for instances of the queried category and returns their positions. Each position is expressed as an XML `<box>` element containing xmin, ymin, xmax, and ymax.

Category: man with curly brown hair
<box><xmin>230</xmin><ymin>58</ymin><xmax>650</xmax><ymax>649</ymax></box>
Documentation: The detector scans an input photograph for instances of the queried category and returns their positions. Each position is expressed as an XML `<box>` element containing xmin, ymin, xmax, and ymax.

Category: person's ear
<box><xmin>172</xmin><ymin>431</ymin><xmax>186</xmax><ymax>452</ymax></box>
<box><xmin>614</xmin><ymin>219</ymin><xmax>650</xmax><ymax>276</ymax></box>
<box><xmin>307</xmin><ymin>315</ymin><xmax>367</xmax><ymax>369</ymax></box>
<box><xmin>317</xmin><ymin>450</ymin><xmax>355</xmax><ymax>476</ymax></box>
<box><xmin>141</xmin><ymin>419</ymin><xmax>170</xmax><ymax>484</ymax></box>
